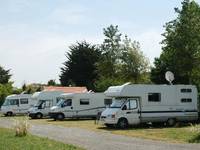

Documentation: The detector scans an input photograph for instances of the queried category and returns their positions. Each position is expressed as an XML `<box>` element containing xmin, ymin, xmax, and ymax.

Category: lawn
<box><xmin>30</xmin><ymin>118</ymin><xmax>200</xmax><ymax>143</ymax></box>
<box><xmin>1</xmin><ymin>116</ymin><xmax>200</xmax><ymax>143</ymax></box>
<box><xmin>0</xmin><ymin>127</ymin><xmax>84</xmax><ymax>150</ymax></box>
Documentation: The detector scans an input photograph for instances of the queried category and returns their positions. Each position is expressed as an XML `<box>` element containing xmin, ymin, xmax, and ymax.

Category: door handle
<box><xmin>126</xmin><ymin>112</ymin><xmax>131</xmax><ymax>114</ymax></box>
<box><xmin>71</xmin><ymin>107</ymin><xmax>73</xmax><ymax>109</ymax></box>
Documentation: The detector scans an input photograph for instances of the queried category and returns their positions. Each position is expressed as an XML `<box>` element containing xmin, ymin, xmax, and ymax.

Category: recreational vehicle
<box><xmin>1</xmin><ymin>94</ymin><xmax>34</xmax><ymax>116</ymax></box>
<box><xmin>100</xmin><ymin>83</ymin><xmax>199</xmax><ymax>128</ymax></box>
<box><xmin>49</xmin><ymin>93</ymin><xmax>112</xmax><ymax>120</ymax></box>
<box><xmin>28</xmin><ymin>91</ymin><xmax>64</xmax><ymax>119</ymax></box>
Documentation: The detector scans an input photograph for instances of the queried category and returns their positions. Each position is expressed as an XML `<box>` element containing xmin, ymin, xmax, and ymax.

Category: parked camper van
<box><xmin>1</xmin><ymin>94</ymin><xmax>34</xmax><ymax>116</ymax></box>
<box><xmin>100</xmin><ymin>83</ymin><xmax>199</xmax><ymax>128</ymax></box>
<box><xmin>49</xmin><ymin>93</ymin><xmax>112</xmax><ymax>120</ymax></box>
<box><xmin>28</xmin><ymin>91</ymin><xmax>64</xmax><ymax>119</ymax></box>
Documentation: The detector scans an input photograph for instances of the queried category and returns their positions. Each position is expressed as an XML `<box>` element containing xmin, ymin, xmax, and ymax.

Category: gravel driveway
<box><xmin>0</xmin><ymin>118</ymin><xmax>199</xmax><ymax>150</ymax></box>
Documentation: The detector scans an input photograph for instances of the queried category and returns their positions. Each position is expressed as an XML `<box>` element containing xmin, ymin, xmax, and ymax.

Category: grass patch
<box><xmin>2</xmin><ymin>116</ymin><xmax>200</xmax><ymax>143</ymax></box>
<box><xmin>30</xmin><ymin>118</ymin><xmax>200</xmax><ymax>143</ymax></box>
<box><xmin>0</xmin><ymin>127</ymin><xmax>84</xmax><ymax>150</ymax></box>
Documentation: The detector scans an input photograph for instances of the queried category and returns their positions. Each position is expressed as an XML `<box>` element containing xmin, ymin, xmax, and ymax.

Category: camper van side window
<box><xmin>181</xmin><ymin>89</ymin><xmax>192</xmax><ymax>93</ymax></box>
<box><xmin>104</xmin><ymin>99</ymin><xmax>112</xmax><ymax>106</ymax></box>
<box><xmin>80</xmin><ymin>99</ymin><xmax>89</xmax><ymax>105</ymax></box>
<box><xmin>148</xmin><ymin>93</ymin><xmax>161</xmax><ymax>102</ymax></box>
<box><xmin>20</xmin><ymin>98</ymin><xmax>28</xmax><ymax>104</ymax></box>
<box><xmin>181</xmin><ymin>98</ymin><xmax>192</xmax><ymax>103</ymax></box>
<box><xmin>10</xmin><ymin>99</ymin><xmax>19</xmax><ymax>105</ymax></box>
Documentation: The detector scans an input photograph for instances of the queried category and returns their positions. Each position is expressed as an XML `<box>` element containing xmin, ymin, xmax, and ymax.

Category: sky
<box><xmin>0</xmin><ymin>0</ymin><xmax>198</xmax><ymax>87</ymax></box>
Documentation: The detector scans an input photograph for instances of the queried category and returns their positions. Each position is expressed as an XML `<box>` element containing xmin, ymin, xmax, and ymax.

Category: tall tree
<box><xmin>151</xmin><ymin>0</ymin><xmax>200</xmax><ymax>87</ymax></box>
<box><xmin>0</xmin><ymin>66</ymin><xmax>11</xmax><ymax>84</ymax></box>
<box><xmin>0</xmin><ymin>66</ymin><xmax>12</xmax><ymax>106</ymax></box>
<box><xmin>60</xmin><ymin>41</ymin><xmax>100</xmax><ymax>90</ymax></box>
<box><xmin>95</xmin><ymin>25</ymin><xmax>150</xmax><ymax>91</ymax></box>
<box><xmin>47</xmin><ymin>79</ymin><xmax>56</xmax><ymax>86</ymax></box>
<box><xmin>97</xmin><ymin>25</ymin><xmax>122</xmax><ymax>78</ymax></box>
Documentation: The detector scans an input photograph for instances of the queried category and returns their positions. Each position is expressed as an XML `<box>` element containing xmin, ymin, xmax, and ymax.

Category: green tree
<box><xmin>60</xmin><ymin>41</ymin><xmax>100</xmax><ymax>90</ymax></box>
<box><xmin>47</xmin><ymin>79</ymin><xmax>56</xmax><ymax>86</ymax></box>
<box><xmin>0</xmin><ymin>66</ymin><xmax>12</xmax><ymax>106</ymax></box>
<box><xmin>0</xmin><ymin>66</ymin><xmax>11</xmax><ymax>84</ymax></box>
<box><xmin>97</xmin><ymin>25</ymin><xmax>122</xmax><ymax>78</ymax></box>
<box><xmin>95</xmin><ymin>25</ymin><xmax>150</xmax><ymax>91</ymax></box>
<box><xmin>120</xmin><ymin>36</ymin><xmax>150</xmax><ymax>83</ymax></box>
<box><xmin>151</xmin><ymin>0</ymin><xmax>200</xmax><ymax>87</ymax></box>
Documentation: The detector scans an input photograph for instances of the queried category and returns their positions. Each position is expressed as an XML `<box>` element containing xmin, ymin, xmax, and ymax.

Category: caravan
<box><xmin>49</xmin><ymin>93</ymin><xmax>112</xmax><ymax>120</ymax></box>
<box><xmin>28</xmin><ymin>91</ymin><xmax>64</xmax><ymax>119</ymax></box>
<box><xmin>100</xmin><ymin>83</ymin><xmax>199</xmax><ymax>128</ymax></box>
<box><xmin>1</xmin><ymin>94</ymin><xmax>34</xmax><ymax>116</ymax></box>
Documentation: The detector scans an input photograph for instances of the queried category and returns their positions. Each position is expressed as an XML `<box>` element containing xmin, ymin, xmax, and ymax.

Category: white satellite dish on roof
<box><xmin>165</xmin><ymin>71</ymin><xmax>174</xmax><ymax>85</ymax></box>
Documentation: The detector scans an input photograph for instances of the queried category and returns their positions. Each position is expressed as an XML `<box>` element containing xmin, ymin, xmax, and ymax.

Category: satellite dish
<box><xmin>165</xmin><ymin>71</ymin><xmax>174</xmax><ymax>85</ymax></box>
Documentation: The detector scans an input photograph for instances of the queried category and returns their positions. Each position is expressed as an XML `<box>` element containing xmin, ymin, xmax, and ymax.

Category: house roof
<box><xmin>43</xmin><ymin>86</ymin><xmax>88</xmax><ymax>93</ymax></box>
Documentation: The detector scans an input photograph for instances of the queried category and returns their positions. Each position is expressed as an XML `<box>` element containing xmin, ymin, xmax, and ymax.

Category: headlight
<box><xmin>107</xmin><ymin>114</ymin><xmax>115</xmax><ymax>118</ymax></box>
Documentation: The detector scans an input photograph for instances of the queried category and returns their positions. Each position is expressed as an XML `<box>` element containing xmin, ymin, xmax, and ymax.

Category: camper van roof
<box><xmin>104</xmin><ymin>84</ymin><xmax>196</xmax><ymax>97</ymax></box>
<box><xmin>6</xmin><ymin>94</ymin><xmax>32</xmax><ymax>99</ymax></box>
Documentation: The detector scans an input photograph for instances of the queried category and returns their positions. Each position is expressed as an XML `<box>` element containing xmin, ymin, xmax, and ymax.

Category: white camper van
<box><xmin>28</xmin><ymin>91</ymin><xmax>64</xmax><ymax>119</ymax></box>
<box><xmin>100</xmin><ymin>83</ymin><xmax>199</xmax><ymax>128</ymax></box>
<box><xmin>1</xmin><ymin>94</ymin><xmax>34</xmax><ymax>116</ymax></box>
<box><xmin>49</xmin><ymin>93</ymin><xmax>112</xmax><ymax>120</ymax></box>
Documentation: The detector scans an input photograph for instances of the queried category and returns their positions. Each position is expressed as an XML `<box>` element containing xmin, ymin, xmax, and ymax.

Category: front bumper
<box><xmin>100</xmin><ymin>116</ymin><xmax>118</xmax><ymax>125</ymax></box>
<box><xmin>48</xmin><ymin>112</ymin><xmax>59</xmax><ymax>119</ymax></box>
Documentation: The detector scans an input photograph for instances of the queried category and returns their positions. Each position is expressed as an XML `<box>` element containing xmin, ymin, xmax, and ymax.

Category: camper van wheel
<box><xmin>57</xmin><ymin>113</ymin><xmax>64</xmax><ymax>121</ymax></box>
<box><xmin>7</xmin><ymin>112</ymin><xmax>13</xmax><ymax>116</ymax></box>
<box><xmin>36</xmin><ymin>113</ymin><xmax>43</xmax><ymax>119</ymax></box>
<box><xmin>167</xmin><ymin>118</ymin><xmax>176</xmax><ymax>127</ymax></box>
<box><xmin>117</xmin><ymin>118</ymin><xmax>128</xmax><ymax>129</ymax></box>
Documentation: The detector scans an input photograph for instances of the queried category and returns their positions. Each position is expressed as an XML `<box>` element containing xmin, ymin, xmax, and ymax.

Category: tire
<box><xmin>167</xmin><ymin>118</ymin><xmax>176</xmax><ymax>127</ymax></box>
<box><xmin>7</xmin><ymin>112</ymin><xmax>13</xmax><ymax>116</ymax></box>
<box><xmin>117</xmin><ymin>118</ymin><xmax>128</xmax><ymax>129</ymax></box>
<box><xmin>36</xmin><ymin>113</ymin><xmax>43</xmax><ymax>119</ymax></box>
<box><xmin>56</xmin><ymin>113</ymin><xmax>64</xmax><ymax>121</ymax></box>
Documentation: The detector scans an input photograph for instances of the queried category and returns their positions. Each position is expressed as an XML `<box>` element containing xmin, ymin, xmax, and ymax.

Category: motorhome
<box><xmin>100</xmin><ymin>83</ymin><xmax>199</xmax><ymax>128</ymax></box>
<box><xmin>1</xmin><ymin>94</ymin><xmax>34</xmax><ymax>116</ymax></box>
<box><xmin>49</xmin><ymin>93</ymin><xmax>112</xmax><ymax>120</ymax></box>
<box><xmin>28</xmin><ymin>91</ymin><xmax>64</xmax><ymax>119</ymax></box>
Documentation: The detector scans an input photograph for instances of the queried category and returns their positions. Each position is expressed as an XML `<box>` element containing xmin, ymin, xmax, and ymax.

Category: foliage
<box><xmin>0</xmin><ymin>66</ymin><xmax>11</xmax><ymax>84</ymax></box>
<box><xmin>0</xmin><ymin>83</ymin><xmax>13</xmax><ymax>106</ymax></box>
<box><xmin>14</xmin><ymin>117</ymin><xmax>30</xmax><ymax>137</ymax></box>
<box><xmin>0</xmin><ymin>127</ymin><xmax>83</xmax><ymax>150</ymax></box>
<box><xmin>47</xmin><ymin>79</ymin><xmax>56</xmax><ymax>86</ymax></box>
<box><xmin>95</xmin><ymin>25</ymin><xmax>150</xmax><ymax>91</ymax></box>
<box><xmin>23</xmin><ymin>84</ymin><xmax>44</xmax><ymax>94</ymax></box>
<box><xmin>60</xmin><ymin>41</ymin><xmax>101</xmax><ymax>90</ymax></box>
<box><xmin>151</xmin><ymin>0</ymin><xmax>200</xmax><ymax>89</ymax></box>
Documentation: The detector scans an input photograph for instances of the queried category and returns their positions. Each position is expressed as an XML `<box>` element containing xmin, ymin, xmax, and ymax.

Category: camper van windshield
<box><xmin>2</xmin><ymin>99</ymin><xmax>9</xmax><ymax>106</ymax></box>
<box><xmin>110</xmin><ymin>98</ymin><xmax>126</xmax><ymax>108</ymax></box>
<box><xmin>56</xmin><ymin>99</ymin><xmax>64</xmax><ymax>106</ymax></box>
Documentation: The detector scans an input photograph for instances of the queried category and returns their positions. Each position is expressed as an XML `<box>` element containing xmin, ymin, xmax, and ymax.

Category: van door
<box><xmin>61</xmin><ymin>99</ymin><xmax>74</xmax><ymax>117</ymax></box>
<box><xmin>9</xmin><ymin>99</ymin><xmax>20</xmax><ymax>113</ymax></box>
<box><xmin>121</xmin><ymin>98</ymin><xmax>140</xmax><ymax>125</ymax></box>
<box><xmin>19</xmin><ymin>98</ymin><xmax>29</xmax><ymax>114</ymax></box>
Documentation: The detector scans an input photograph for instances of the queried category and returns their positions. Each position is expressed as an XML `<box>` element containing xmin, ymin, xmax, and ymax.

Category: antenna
<box><xmin>165</xmin><ymin>71</ymin><xmax>174</xmax><ymax>85</ymax></box>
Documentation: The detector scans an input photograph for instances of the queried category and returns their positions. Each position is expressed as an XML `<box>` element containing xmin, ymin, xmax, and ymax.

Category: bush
<box><xmin>188</xmin><ymin>124</ymin><xmax>200</xmax><ymax>143</ymax></box>
<box><xmin>14</xmin><ymin>117</ymin><xmax>30</xmax><ymax>137</ymax></box>
<box><xmin>0</xmin><ymin>83</ymin><xmax>12</xmax><ymax>106</ymax></box>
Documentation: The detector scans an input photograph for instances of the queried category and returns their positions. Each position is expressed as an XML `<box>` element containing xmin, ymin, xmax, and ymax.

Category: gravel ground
<box><xmin>0</xmin><ymin>118</ymin><xmax>199</xmax><ymax>150</ymax></box>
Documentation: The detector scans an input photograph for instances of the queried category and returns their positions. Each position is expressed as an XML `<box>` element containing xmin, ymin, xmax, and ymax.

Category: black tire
<box><xmin>7</xmin><ymin>112</ymin><xmax>13</xmax><ymax>116</ymax></box>
<box><xmin>36</xmin><ymin>113</ymin><xmax>43</xmax><ymax>119</ymax></box>
<box><xmin>56</xmin><ymin>113</ymin><xmax>64</xmax><ymax>121</ymax></box>
<box><xmin>117</xmin><ymin>118</ymin><xmax>128</xmax><ymax>129</ymax></box>
<box><xmin>167</xmin><ymin>118</ymin><xmax>176</xmax><ymax>127</ymax></box>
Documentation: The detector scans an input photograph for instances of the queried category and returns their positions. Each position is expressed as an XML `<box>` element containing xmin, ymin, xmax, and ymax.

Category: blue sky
<box><xmin>0</xmin><ymin>0</ymin><xmax>198</xmax><ymax>87</ymax></box>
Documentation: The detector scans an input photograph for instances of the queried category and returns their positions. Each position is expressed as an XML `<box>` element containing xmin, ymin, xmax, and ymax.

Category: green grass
<box><xmin>30</xmin><ymin>118</ymin><xmax>200</xmax><ymax>143</ymax></box>
<box><xmin>0</xmin><ymin>127</ymin><xmax>84</xmax><ymax>150</ymax></box>
<box><xmin>1</xmin><ymin>116</ymin><xmax>200</xmax><ymax>143</ymax></box>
